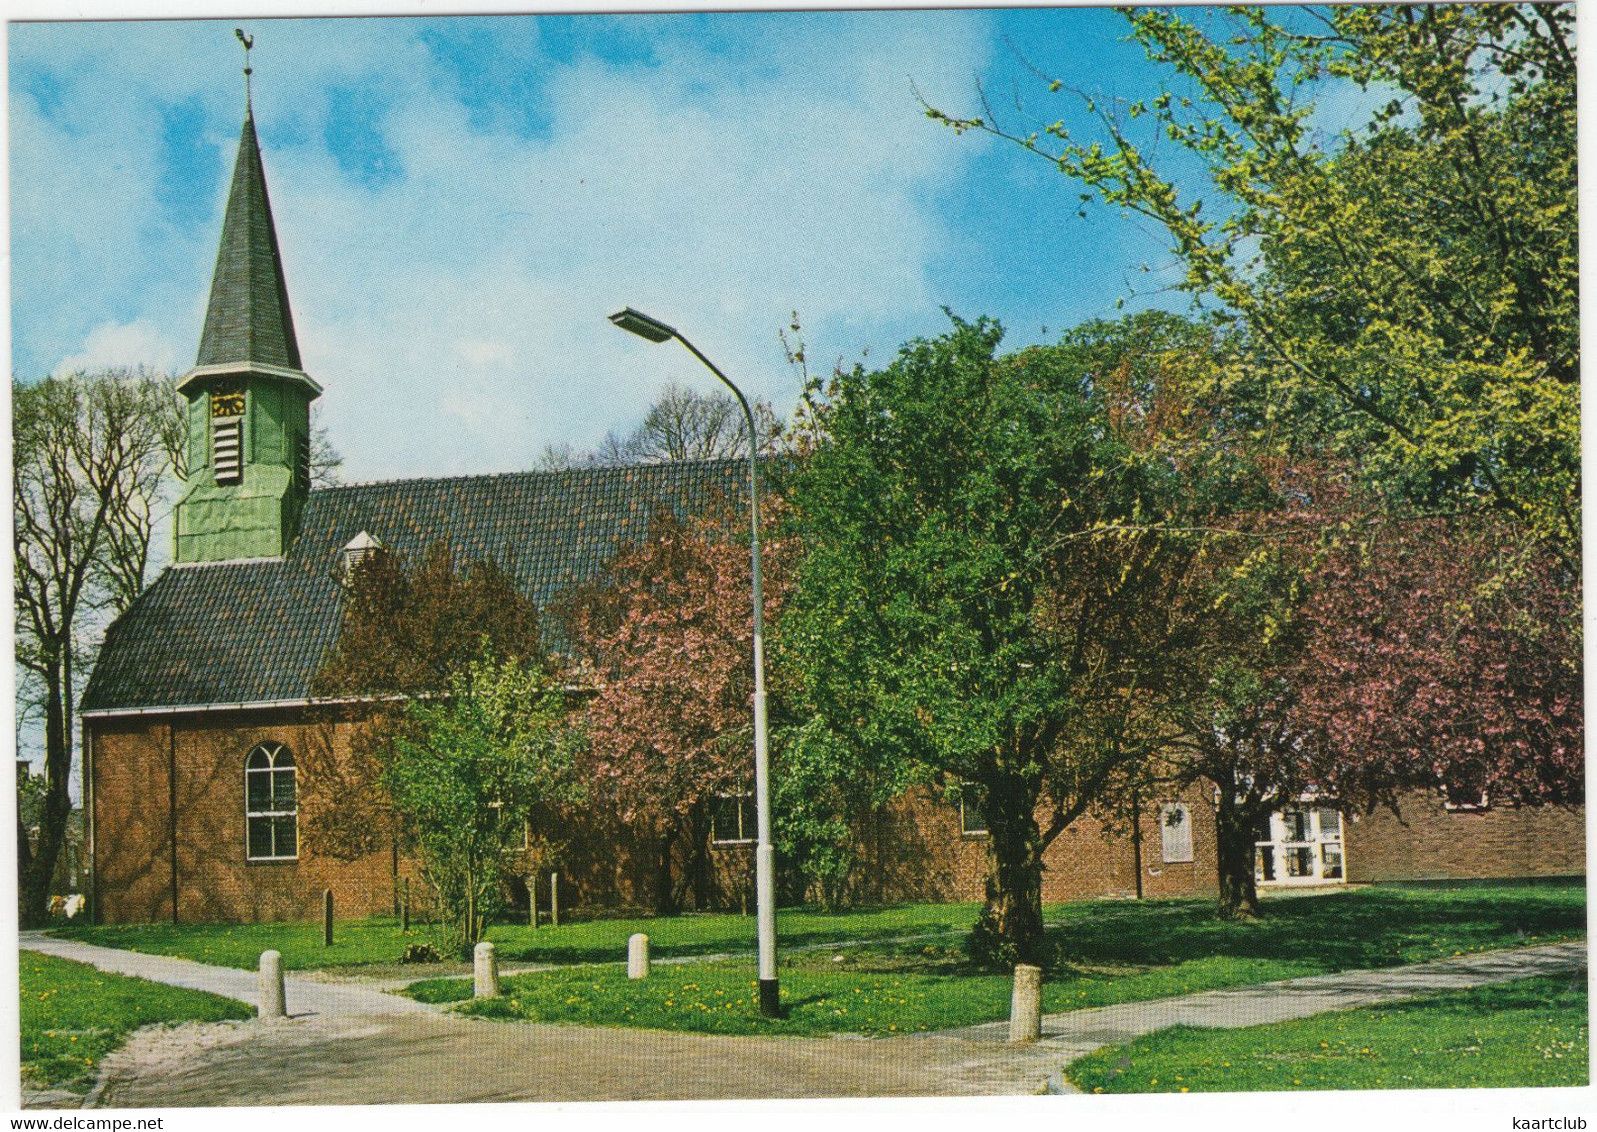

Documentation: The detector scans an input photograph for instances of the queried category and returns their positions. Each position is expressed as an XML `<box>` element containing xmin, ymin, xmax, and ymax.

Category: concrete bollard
<box><xmin>474</xmin><ymin>940</ymin><xmax>500</xmax><ymax>999</ymax></box>
<box><xmin>627</xmin><ymin>933</ymin><xmax>650</xmax><ymax>979</ymax></box>
<box><xmin>323</xmin><ymin>888</ymin><xmax>334</xmax><ymax>946</ymax></box>
<box><xmin>258</xmin><ymin>950</ymin><xmax>286</xmax><ymax>1018</ymax></box>
<box><xmin>1009</xmin><ymin>963</ymin><xmax>1042</xmax><ymax>1043</ymax></box>
<box><xmin>549</xmin><ymin>872</ymin><xmax>560</xmax><ymax>927</ymax></box>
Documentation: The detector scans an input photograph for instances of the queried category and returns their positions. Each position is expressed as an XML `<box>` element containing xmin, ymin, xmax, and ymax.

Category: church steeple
<box><xmin>192</xmin><ymin>109</ymin><xmax>303</xmax><ymax>375</ymax></box>
<box><xmin>173</xmin><ymin>39</ymin><xmax>322</xmax><ymax>566</ymax></box>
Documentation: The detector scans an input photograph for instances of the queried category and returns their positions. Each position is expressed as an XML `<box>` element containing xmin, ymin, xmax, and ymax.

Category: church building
<box><xmin>79</xmin><ymin>95</ymin><xmax>1584</xmax><ymax>926</ymax></box>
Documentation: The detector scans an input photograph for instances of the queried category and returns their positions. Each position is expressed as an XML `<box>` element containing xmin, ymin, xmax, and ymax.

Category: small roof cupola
<box><xmin>342</xmin><ymin>531</ymin><xmax>386</xmax><ymax>581</ymax></box>
<box><xmin>173</xmin><ymin>31</ymin><xmax>324</xmax><ymax>566</ymax></box>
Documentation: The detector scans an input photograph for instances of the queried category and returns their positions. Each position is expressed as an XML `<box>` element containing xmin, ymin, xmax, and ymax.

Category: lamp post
<box><xmin>608</xmin><ymin>307</ymin><xmax>780</xmax><ymax>1018</ymax></box>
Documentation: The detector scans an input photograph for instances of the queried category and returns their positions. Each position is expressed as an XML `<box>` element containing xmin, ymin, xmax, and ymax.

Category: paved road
<box><xmin>20</xmin><ymin>934</ymin><xmax>1585</xmax><ymax>1106</ymax></box>
<box><xmin>91</xmin><ymin>1014</ymin><xmax>1066</xmax><ymax>1105</ymax></box>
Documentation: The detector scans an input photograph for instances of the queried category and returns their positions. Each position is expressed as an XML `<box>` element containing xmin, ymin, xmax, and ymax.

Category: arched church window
<box><xmin>245</xmin><ymin>742</ymin><xmax>298</xmax><ymax>861</ymax></box>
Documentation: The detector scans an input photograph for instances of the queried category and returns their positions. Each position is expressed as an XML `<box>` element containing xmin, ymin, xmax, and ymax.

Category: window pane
<box><xmin>246</xmin><ymin>748</ymin><xmax>271</xmax><ymax>771</ymax></box>
<box><xmin>1256</xmin><ymin>846</ymin><xmax>1276</xmax><ymax>882</ymax></box>
<box><xmin>961</xmin><ymin>796</ymin><xmax>988</xmax><ymax>835</ymax></box>
<box><xmin>740</xmin><ymin>795</ymin><xmax>756</xmax><ymax>841</ymax></box>
<box><xmin>1283</xmin><ymin>809</ymin><xmax>1311</xmax><ymax>841</ymax></box>
<box><xmin>711</xmin><ymin>796</ymin><xmax>738</xmax><ymax>842</ymax></box>
<box><xmin>247</xmin><ymin>772</ymin><xmax>271</xmax><ymax>811</ymax></box>
<box><xmin>1318</xmin><ymin>808</ymin><xmax>1342</xmax><ymax>840</ymax></box>
<box><xmin>274</xmin><ymin>748</ymin><xmax>295</xmax><ymax>769</ymax></box>
<box><xmin>248</xmin><ymin>817</ymin><xmax>273</xmax><ymax>858</ymax></box>
<box><xmin>272</xmin><ymin>770</ymin><xmax>297</xmax><ymax>810</ymax></box>
<box><xmin>275</xmin><ymin>818</ymin><xmax>297</xmax><ymax>858</ymax></box>
<box><xmin>1159</xmin><ymin>803</ymin><xmax>1193</xmax><ymax>863</ymax></box>
<box><xmin>1321</xmin><ymin>844</ymin><xmax>1343</xmax><ymax>879</ymax></box>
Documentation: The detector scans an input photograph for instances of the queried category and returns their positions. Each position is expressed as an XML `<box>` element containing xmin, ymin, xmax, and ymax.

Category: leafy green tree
<box><xmin>930</xmin><ymin>4</ymin><xmax>1577</xmax><ymax>559</ymax></box>
<box><xmin>386</xmin><ymin>654</ymin><xmax>583</xmax><ymax>955</ymax></box>
<box><xmin>786</xmin><ymin>316</ymin><xmax>1219</xmax><ymax>964</ymax></box>
<box><xmin>309</xmin><ymin>544</ymin><xmax>546</xmax><ymax>873</ymax></box>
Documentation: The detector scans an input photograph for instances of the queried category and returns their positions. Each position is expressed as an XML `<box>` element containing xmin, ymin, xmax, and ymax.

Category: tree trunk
<box><xmin>652</xmin><ymin>831</ymin><xmax>678</xmax><ymax>915</ymax></box>
<box><xmin>975</xmin><ymin>779</ymin><xmax>1046</xmax><ymax>966</ymax></box>
<box><xmin>686</xmin><ymin>807</ymin><xmax>713</xmax><ymax>911</ymax></box>
<box><xmin>1214</xmin><ymin>792</ymin><xmax>1261</xmax><ymax>920</ymax></box>
<box><xmin>19</xmin><ymin>656</ymin><xmax>70</xmax><ymax>929</ymax></box>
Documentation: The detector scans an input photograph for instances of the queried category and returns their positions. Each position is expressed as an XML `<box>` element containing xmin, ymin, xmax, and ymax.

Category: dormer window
<box><xmin>343</xmin><ymin>531</ymin><xmax>386</xmax><ymax>581</ymax></box>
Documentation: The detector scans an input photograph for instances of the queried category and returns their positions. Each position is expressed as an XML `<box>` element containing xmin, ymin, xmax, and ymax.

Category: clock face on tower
<box><xmin>211</xmin><ymin>388</ymin><xmax>246</xmax><ymax>418</ymax></box>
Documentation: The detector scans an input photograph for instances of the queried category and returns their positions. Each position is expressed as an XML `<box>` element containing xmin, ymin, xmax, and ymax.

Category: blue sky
<box><xmin>8</xmin><ymin>7</ymin><xmax>1214</xmax><ymax>483</ymax></box>
<box><xmin>10</xmin><ymin>7</ymin><xmax>1213</xmax><ymax>483</ymax></box>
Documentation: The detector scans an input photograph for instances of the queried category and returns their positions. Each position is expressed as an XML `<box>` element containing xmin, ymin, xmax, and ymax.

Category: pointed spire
<box><xmin>193</xmin><ymin>108</ymin><xmax>304</xmax><ymax>373</ymax></box>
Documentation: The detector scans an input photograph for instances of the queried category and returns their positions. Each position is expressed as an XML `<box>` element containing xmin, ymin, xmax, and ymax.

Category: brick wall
<box><xmin>89</xmin><ymin>705</ymin><xmax>1585</xmax><ymax>925</ymax></box>
<box><xmin>850</xmin><ymin>785</ymin><xmax>1220</xmax><ymax>905</ymax></box>
<box><xmin>87</xmin><ymin>718</ymin><xmax>174</xmax><ymax>923</ymax></box>
<box><xmin>90</xmin><ymin>707</ymin><xmax>407</xmax><ymax>924</ymax></box>
<box><xmin>1346</xmin><ymin>790</ymin><xmax>1586</xmax><ymax>883</ymax></box>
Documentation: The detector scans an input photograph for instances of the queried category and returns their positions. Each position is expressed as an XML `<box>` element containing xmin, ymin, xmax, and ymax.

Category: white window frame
<box><xmin>710</xmin><ymin>792</ymin><xmax>756</xmax><ymax>846</ymax></box>
<box><xmin>245</xmin><ymin>741</ymin><xmax>298</xmax><ymax>862</ymax></box>
<box><xmin>1158</xmin><ymin>802</ymin><xmax>1193</xmax><ymax>863</ymax></box>
<box><xmin>1255</xmin><ymin>804</ymin><xmax>1347</xmax><ymax>886</ymax></box>
<box><xmin>958</xmin><ymin>795</ymin><xmax>983</xmax><ymax>836</ymax></box>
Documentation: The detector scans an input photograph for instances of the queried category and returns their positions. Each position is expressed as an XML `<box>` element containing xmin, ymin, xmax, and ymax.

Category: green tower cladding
<box><xmin>173</xmin><ymin>105</ymin><xmax>322</xmax><ymax>564</ymax></box>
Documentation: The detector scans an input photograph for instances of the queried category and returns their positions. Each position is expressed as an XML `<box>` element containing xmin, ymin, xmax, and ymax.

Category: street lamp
<box><xmin>608</xmin><ymin>307</ymin><xmax>780</xmax><ymax>1019</ymax></box>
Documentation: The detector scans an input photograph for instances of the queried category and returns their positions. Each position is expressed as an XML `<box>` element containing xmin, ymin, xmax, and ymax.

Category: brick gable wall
<box><xmin>90</xmin><ymin>707</ymin><xmax>405</xmax><ymax>924</ymax></box>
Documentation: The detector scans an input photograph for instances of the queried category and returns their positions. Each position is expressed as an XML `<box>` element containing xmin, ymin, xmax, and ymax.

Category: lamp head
<box><xmin>609</xmin><ymin>307</ymin><xmax>677</xmax><ymax>344</ymax></box>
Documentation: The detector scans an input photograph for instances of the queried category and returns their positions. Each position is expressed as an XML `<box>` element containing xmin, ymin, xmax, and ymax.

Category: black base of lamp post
<box><xmin>759</xmin><ymin>977</ymin><xmax>781</xmax><ymax>1018</ymax></box>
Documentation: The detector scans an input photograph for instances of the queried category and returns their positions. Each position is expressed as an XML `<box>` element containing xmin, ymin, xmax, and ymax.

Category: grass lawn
<box><xmin>52</xmin><ymin>882</ymin><xmax>1584</xmax><ymax>979</ymax></box>
<box><xmin>51</xmin><ymin>901</ymin><xmax>985</xmax><ymax>973</ymax></box>
<box><xmin>1067</xmin><ymin>975</ymin><xmax>1589</xmax><ymax>1092</ymax></box>
<box><xmin>401</xmin><ymin>884</ymin><xmax>1586</xmax><ymax>1038</ymax></box>
<box><xmin>20</xmin><ymin>953</ymin><xmax>252</xmax><ymax>1093</ymax></box>
<box><xmin>405</xmin><ymin>949</ymin><xmax>1326</xmax><ymax>1036</ymax></box>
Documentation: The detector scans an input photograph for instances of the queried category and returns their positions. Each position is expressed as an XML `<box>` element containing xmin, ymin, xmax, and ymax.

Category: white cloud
<box><xmin>52</xmin><ymin>319</ymin><xmax>183</xmax><ymax>376</ymax></box>
<box><xmin>14</xmin><ymin>14</ymin><xmax>995</xmax><ymax>480</ymax></box>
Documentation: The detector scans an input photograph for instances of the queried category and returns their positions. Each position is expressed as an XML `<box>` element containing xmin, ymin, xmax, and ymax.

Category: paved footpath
<box><xmin>934</xmin><ymin>941</ymin><xmax>1588</xmax><ymax>1068</ymax></box>
<box><xmin>19</xmin><ymin>932</ymin><xmax>430</xmax><ymax>1018</ymax></box>
<box><xmin>18</xmin><ymin>934</ymin><xmax>1585</xmax><ymax>1107</ymax></box>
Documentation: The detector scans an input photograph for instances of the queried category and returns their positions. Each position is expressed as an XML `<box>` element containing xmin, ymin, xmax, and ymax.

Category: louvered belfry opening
<box><xmin>214</xmin><ymin>417</ymin><xmax>243</xmax><ymax>484</ymax></box>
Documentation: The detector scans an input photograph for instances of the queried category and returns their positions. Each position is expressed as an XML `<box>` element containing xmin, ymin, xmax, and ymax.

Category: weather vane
<box><xmin>235</xmin><ymin>28</ymin><xmax>254</xmax><ymax>107</ymax></box>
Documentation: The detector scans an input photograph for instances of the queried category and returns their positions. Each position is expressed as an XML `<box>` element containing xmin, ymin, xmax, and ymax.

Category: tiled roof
<box><xmin>81</xmin><ymin>458</ymin><xmax>748</xmax><ymax>712</ymax></box>
<box><xmin>195</xmin><ymin>111</ymin><xmax>302</xmax><ymax>372</ymax></box>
